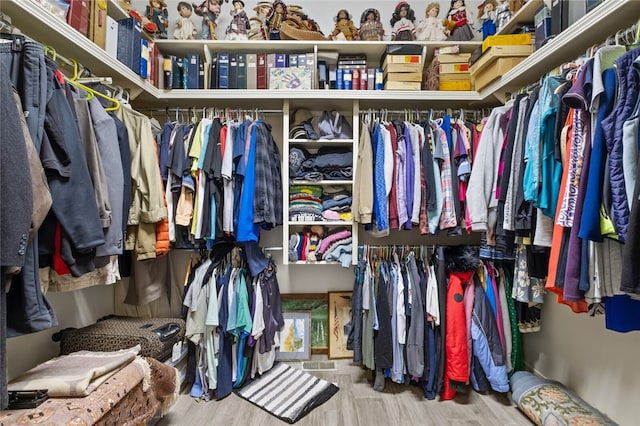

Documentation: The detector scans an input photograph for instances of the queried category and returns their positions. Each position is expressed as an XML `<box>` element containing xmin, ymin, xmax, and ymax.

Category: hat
<box><xmin>291</xmin><ymin>108</ymin><xmax>313</xmax><ymax>124</ymax></box>
<box><xmin>244</xmin><ymin>241</ymin><xmax>270</xmax><ymax>276</ymax></box>
<box><xmin>232</xmin><ymin>0</ymin><xmax>244</xmax><ymax>6</ymax></box>
<box><xmin>395</xmin><ymin>2</ymin><xmax>409</xmax><ymax>11</ymax></box>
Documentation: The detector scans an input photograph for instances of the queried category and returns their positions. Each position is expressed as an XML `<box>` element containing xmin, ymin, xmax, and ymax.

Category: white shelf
<box><xmin>479</xmin><ymin>0</ymin><xmax>640</xmax><ymax>100</ymax></box>
<box><xmin>106</xmin><ymin>0</ymin><xmax>129</xmax><ymax>21</ymax></box>
<box><xmin>495</xmin><ymin>0</ymin><xmax>543</xmax><ymax>36</ymax></box>
<box><xmin>2</xmin><ymin>0</ymin><xmax>159</xmax><ymax>100</ymax></box>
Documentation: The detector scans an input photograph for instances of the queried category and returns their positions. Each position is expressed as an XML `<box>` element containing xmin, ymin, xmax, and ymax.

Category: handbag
<box><xmin>318</xmin><ymin>110</ymin><xmax>353</xmax><ymax>139</ymax></box>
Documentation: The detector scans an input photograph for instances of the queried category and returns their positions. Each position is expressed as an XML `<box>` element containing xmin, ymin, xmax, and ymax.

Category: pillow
<box><xmin>510</xmin><ymin>371</ymin><xmax>617</xmax><ymax>426</ymax></box>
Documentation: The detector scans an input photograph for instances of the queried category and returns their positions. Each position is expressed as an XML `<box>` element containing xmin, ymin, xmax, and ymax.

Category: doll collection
<box><xmin>124</xmin><ymin>0</ymin><xmax>503</xmax><ymax>41</ymax></box>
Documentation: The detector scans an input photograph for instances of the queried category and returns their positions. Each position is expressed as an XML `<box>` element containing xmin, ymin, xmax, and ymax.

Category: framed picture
<box><xmin>276</xmin><ymin>311</ymin><xmax>311</xmax><ymax>361</ymax></box>
<box><xmin>328</xmin><ymin>291</ymin><xmax>354</xmax><ymax>359</ymax></box>
<box><xmin>281</xmin><ymin>294</ymin><xmax>328</xmax><ymax>354</ymax></box>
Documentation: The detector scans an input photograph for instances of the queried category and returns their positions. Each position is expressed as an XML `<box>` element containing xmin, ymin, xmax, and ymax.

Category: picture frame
<box><xmin>281</xmin><ymin>293</ymin><xmax>328</xmax><ymax>354</ymax></box>
<box><xmin>276</xmin><ymin>311</ymin><xmax>311</xmax><ymax>361</ymax></box>
<box><xmin>328</xmin><ymin>291</ymin><xmax>354</xmax><ymax>359</ymax></box>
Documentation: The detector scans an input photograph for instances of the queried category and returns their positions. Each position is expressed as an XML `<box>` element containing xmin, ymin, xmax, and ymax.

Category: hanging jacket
<box><xmin>601</xmin><ymin>46</ymin><xmax>640</xmax><ymax>241</ymax></box>
<box><xmin>445</xmin><ymin>270</ymin><xmax>472</xmax><ymax>384</ymax></box>
<box><xmin>470</xmin><ymin>281</ymin><xmax>509</xmax><ymax>393</ymax></box>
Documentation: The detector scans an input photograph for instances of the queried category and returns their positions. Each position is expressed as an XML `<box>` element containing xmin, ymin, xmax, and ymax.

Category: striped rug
<box><xmin>235</xmin><ymin>362</ymin><xmax>339</xmax><ymax>424</ymax></box>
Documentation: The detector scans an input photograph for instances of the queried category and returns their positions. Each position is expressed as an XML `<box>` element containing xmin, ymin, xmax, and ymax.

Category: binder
<box><xmin>352</xmin><ymin>69</ymin><xmax>360</xmax><ymax>90</ymax></box>
<box><xmin>181</xmin><ymin>57</ymin><xmax>189</xmax><ymax>89</ymax></box>
<box><xmin>163</xmin><ymin>56</ymin><xmax>174</xmax><ymax>89</ymax></box>
<box><xmin>257</xmin><ymin>53</ymin><xmax>267</xmax><ymax>89</ymax></box>
<box><xmin>172</xmin><ymin>57</ymin><xmax>183</xmax><ymax>89</ymax></box>
<box><xmin>140</xmin><ymin>39</ymin><xmax>149</xmax><ymax>79</ymax></box>
<box><xmin>236</xmin><ymin>53</ymin><xmax>247</xmax><ymax>90</ymax></box>
<box><xmin>228</xmin><ymin>53</ymin><xmax>238</xmax><ymax>89</ymax></box>
<box><xmin>210</xmin><ymin>55</ymin><xmax>219</xmax><ymax>89</ymax></box>
<box><xmin>66</xmin><ymin>0</ymin><xmax>90</xmax><ymax>36</ymax></box>
<box><xmin>246</xmin><ymin>53</ymin><xmax>257</xmax><ymax>90</ymax></box>
<box><xmin>116</xmin><ymin>17</ymin><xmax>133</xmax><ymax>70</ymax></box>
<box><xmin>305</xmin><ymin>52</ymin><xmax>315</xmax><ymax>89</ymax></box>
<box><xmin>266</xmin><ymin>53</ymin><xmax>276</xmax><ymax>88</ymax></box>
<box><xmin>288</xmin><ymin>54</ymin><xmax>298</xmax><ymax>68</ymax></box>
<box><xmin>131</xmin><ymin>19</ymin><xmax>142</xmax><ymax>75</ymax></box>
<box><xmin>218</xmin><ymin>53</ymin><xmax>230</xmax><ymax>89</ymax></box>
<box><xmin>275</xmin><ymin>53</ymin><xmax>287</xmax><ymax>68</ymax></box>
<box><xmin>105</xmin><ymin>16</ymin><xmax>118</xmax><ymax>59</ymax></box>
<box><xmin>187</xmin><ymin>54</ymin><xmax>200</xmax><ymax>89</ymax></box>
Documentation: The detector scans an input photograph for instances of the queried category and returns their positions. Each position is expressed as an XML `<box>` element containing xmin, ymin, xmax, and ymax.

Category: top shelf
<box><xmin>3</xmin><ymin>0</ymin><xmax>638</xmax><ymax>109</ymax></box>
<box><xmin>1</xmin><ymin>0</ymin><xmax>159</xmax><ymax>99</ymax></box>
<box><xmin>496</xmin><ymin>0</ymin><xmax>543</xmax><ymax>36</ymax></box>
<box><xmin>483</xmin><ymin>0</ymin><xmax>640</xmax><ymax>99</ymax></box>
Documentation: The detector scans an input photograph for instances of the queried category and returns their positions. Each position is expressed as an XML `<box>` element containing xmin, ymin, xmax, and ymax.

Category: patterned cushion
<box><xmin>510</xmin><ymin>371</ymin><xmax>618</xmax><ymax>426</ymax></box>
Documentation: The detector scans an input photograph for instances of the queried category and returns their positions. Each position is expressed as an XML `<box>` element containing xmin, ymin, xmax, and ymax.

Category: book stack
<box><xmin>382</xmin><ymin>54</ymin><xmax>422</xmax><ymax>91</ymax></box>
<box><xmin>436</xmin><ymin>52</ymin><xmax>472</xmax><ymax>91</ymax></box>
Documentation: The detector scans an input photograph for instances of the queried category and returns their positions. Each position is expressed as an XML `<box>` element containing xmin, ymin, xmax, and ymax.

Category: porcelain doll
<box><xmin>174</xmin><ymin>2</ymin><xmax>197</xmax><ymax>39</ymax></box>
<box><xmin>390</xmin><ymin>2</ymin><xmax>416</xmax><ymax>41</ymax></box>
<box><xmin>145</xmin><ymin>0</ymin><xmax>169</xmax><ymax>39</ymax></box>
<box><xmin>331</xmin><ymin>9</ymin><xmax>359</xmax><ymax>41</ymax></box>
<box><xmin>477</xmin><ymin>0</ymin><xmax>498</xmax><ymax>40</ymax></box>
<box><xmin>226</xmin><ymin>0</ymin><xmax>250</xmax><ymax>40</ymax></box>
<box><xmin>358</xmin><ymin>8</ymin><xmax>384</xmax><ymax>41</ymax></box>
<box><xmin>265</xmin><ymin>0</ymin><xmax>287</xmax><ymax>40</ymax></box>
<box><xmin>444</xmin><ymin>0</ymin><xmax>475</xmax><ymax>41</ymax></box>
<box><xmin>193</xmin><ymin>0</ymin><xmax>221</xmax><ymax>40</ymax></box>
<box><xmin>415</xmin><ymin>2</ymin><xmax>447</xmax><ymax>41</ymax></box>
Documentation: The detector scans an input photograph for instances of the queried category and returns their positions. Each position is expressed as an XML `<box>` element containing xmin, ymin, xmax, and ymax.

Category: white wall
<box><xmin>523</xmin><ymin>293</ymin><xmax>640</xmax><ymax>426</ymax></box>
<box><xmin>6</xmin><ymin>284</ymin><xmax>114</xmax><ymax>381</ymax></box>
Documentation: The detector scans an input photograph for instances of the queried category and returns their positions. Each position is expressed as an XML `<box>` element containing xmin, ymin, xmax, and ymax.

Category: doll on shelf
<box><xmin>444</xmin><ymin>0</ymin><xmax>475</xmax><ymax>41</ymax></box>
<box><xmin>265</xmin><ymin>0</ymin><xmax>287</xmax><ymax>40</ymax></box>
<box><xmin>145</xmin><ymin>0</ymin><xmax>169</xmax><ymax>39</ymax></box>
<box><xmin>226</xmin><ymin>0</ymin><xmax>251</xmax><ymax>40</ymax></box>
<box><xmin>390</xmin><ymin>2</ymin><xmax>416</xmax><ymax>41</ymax></box>
<box><xmin>477</xmin><ymin>0</ymin><xmax>498</xmax><ymax>40</ymax></box>
<box><xmin>358</xmin><ymin>8</ymin><xmax>384</xmax><ymax>41</ymax></box>
<box><xmin>330</xmin><ymin>9</ymin><xmax>359</xmax><ymax>41</ymax></box>
<box><xmin>193</xmin><ymin>0</ymin><xmax>222</xmax><ymax>40</ymax></box>
<box><xmin>174</xmin><ymin>2</ymin><xmax>197</xmax><ymax>39</ymax></box>
<box><xmin>415</xmin><ymin>2</ymin><xmax>447</xmax><ymax>41</ymax></box>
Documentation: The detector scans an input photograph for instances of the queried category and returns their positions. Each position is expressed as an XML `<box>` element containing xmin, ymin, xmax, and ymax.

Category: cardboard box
<box><xmin>438</xmin><ymin>72</ymin><xmax>471</xmax><ymax>82</ymax></box>
<box><xmin>439</xmin><ymin>80</ymin><xmax>472</xmax><ymax>91</ymax></box>
<box><xmin>383</xmin><ymin>62</ymin><xmax>423</xmax><ymax>73</ymax></box>
<box><xmin>383</xmin><ymin>54</ymin><xmax>422</xmax><ymax>65</ymax></box>
<box><xmin>481</xmin><ymin>33</ymin><xmax>533</xmax><ymax>52</ymax></box>
<box><xmin>439</xmin><ymin>63</ymin><xmax>469</xmax><ymax>73</ymax></box>
<box><xmin>436</xmin><ymin>53</ymin><xmax>471</xmax><ymax>64</ymax></box>
<box><xmin>470</xmin><ymin>45</ymin><xmax>534</xmax><ymax>72</ymax></box>
<box><xmin>471</xmin><ymin>57</ymin><xmax>528</xmax><ymax>91</ymax></box>
<box><xmin>383</xmin><ymin>80</ymin><xmax>422</xmax><ymax>91</ymax></box>
<box><xmin>384</xmin><ymin>71</ymin><xmax>423</xmax><ymax>82</ymax></box>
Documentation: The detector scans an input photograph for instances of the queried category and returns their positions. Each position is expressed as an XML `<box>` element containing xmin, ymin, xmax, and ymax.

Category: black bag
<box><xmin>53</xmin><ymin>316</ymin><xmax>186</xmax><ymax>361</ymax></box>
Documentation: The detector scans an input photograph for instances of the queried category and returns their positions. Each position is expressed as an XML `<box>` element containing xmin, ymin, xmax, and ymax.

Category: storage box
<box><xmin>269</xmin><ymin>67</ymin><xmax>312</xmax><ymax>90</ymax></box>
<box><xmin>439</xmin><ymin>80</ymin><xmax>472</xmax><ymax>91</ymax></box>
<box><xmin>439</xmin><ymin>63</ymin><xmax>470</xmax><ymax>73</ymax></box>
<box><xmin>383</xmin><ymin>62</ymin><xmax>423</xmax><ymax>73</ymax></box>
<box><xmin>471</xmin><ymin>56</ymin><xmax>528</xmax><ymax>91</ymax></box>
<box><xmin>470</xmin><ymin>44</ymin><xmax>534</xmax><ymax>71</ymax></box>
<box><xmin>383</xmin><ymin>80</ymin><xmax>422</xmax><ymax>91</ymax></box>
<box><xmin>384</xmin><ymin>71</ymin><xmax>423</xmax><ymax>82</ymax></box>
<box><xmin>438</xmin><ymin>72</ymin><xmax>471</xmax><ymax>82</ymax></box>
<box><xmin>437</xmin><ymin>53</ymin><xmax>471</xmax><ymax>64</ymax></box>
<box><xmin>481</xmin><ymin>33</ymin><xmax>533</xmax><ymax>52</ymax></box>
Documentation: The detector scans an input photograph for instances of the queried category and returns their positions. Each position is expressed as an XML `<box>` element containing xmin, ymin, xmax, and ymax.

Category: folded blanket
<box><xmin>8</xmin><ymin>345</ymin><xmax>141</xmax><ymax>397</ymax></box>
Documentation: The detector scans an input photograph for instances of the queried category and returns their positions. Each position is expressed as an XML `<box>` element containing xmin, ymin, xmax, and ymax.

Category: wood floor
<box><xmin>158</xmin><ymin>359</ymin><xmax>532</xmax><ymax>426</ymax></box>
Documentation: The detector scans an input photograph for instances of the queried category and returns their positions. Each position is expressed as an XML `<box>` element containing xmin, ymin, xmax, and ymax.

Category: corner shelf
<box><xmin>479</xmin><ymin>0</ymin><xmax>640</xmax><ymax>100</ymax></box>
<box><xmin>2</xmin><ymin>0</ymin><xmax>159</xmax><ymax>100</ymax></box>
